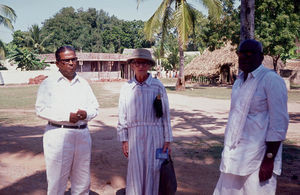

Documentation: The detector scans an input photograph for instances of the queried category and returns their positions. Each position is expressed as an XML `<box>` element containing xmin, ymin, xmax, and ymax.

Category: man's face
<box><xmin>56</xmin><ymin>50</ymin><xmax>77</xmax><ymax>80</ymax></box>
<box><xmin>130</xmin><ymin>59</ymin><xmax>152</xmax><ymax>77</ymax></box>
<box><xmin>238</xmin><ymin>41</ymin><xmax>263</xmax><ymax>73</ymax></box>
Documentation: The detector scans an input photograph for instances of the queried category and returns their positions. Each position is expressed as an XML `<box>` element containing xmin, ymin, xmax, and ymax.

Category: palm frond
<box><xmin>174</xmin><ymin>2</ymin><xmax>195</xmax><ymax>48</ymax></box>
<box><xmin>0</xmin><ymin>16</ymin><xmax>14</xmax><ymax>30</ymax></box>
<box><xmin>0</xmin><ymin>4</ymin><xmax>16</xmax><ymax>21</ymax></box>
<box><xmin>136</xmin><ymin>0</ymin><xmax>148</xmax><ymax>9</ymax></box>
<box><xmin>198</xmin><ymin>0</ymin><xmax>222</xmax><ymax>19</ymax></box>
<box><xmin>144</xmin><ymin>0</ymin><xmax>173</xmax><ymax>41</ymax></box>
<box><xmin>0</xmin><ymin>39</ymin><xmax>6</xmax><ymax>59</ymax></box>
<box><xmin>0</xmin><ymin>4</ymin><xmax>16</xmax><ymax>30</ymax></box>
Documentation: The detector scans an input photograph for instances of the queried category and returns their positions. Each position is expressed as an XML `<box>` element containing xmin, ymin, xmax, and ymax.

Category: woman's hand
<box><xmin>122</xmin><ymin>141</ymin><xmax>129</xmax><ymax>158</ymax></box>
<box><xmin>163</xmin><ymin>142</ymin><xmax>171</xmax><ymax>154</ymax></box>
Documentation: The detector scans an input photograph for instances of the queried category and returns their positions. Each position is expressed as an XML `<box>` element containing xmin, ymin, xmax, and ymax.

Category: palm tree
<box><xmin>137</xmin><ymin>0</ymin><xmax>222</xmax><ymax>90</ymax></box>
<box><xmin>0</xmin><ymin>4</ymin><xmax>16</xmax><ymax>30</ymax></box>
<box><xmin>0</xmin><ymin>4</ymin><xmax>16</xmax><ymax>59</ymax></box>
<box><xmin>26</xmin><ymin>24</ymin><xmax>53</xmax><ymax>53</ymax></box>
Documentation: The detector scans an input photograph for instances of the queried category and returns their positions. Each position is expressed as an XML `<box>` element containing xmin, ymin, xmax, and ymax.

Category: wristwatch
<box><xmin>266</xmin><ymin>152</ymin><xmax>273</xmax><ymax>159</ymax></box>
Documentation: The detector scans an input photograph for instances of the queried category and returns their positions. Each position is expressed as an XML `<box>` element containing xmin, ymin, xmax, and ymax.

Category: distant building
<box><xmin>39</xmin><ymin>52</ymin><xmax>132</xmax><ymax>80</ymax></box>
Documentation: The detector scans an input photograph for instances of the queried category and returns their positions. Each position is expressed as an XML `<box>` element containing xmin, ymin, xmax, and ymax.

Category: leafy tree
<box><xmin>40</xmin><ymin>7</ymin><xmax>152</xmax><ymax>53</ymax></box>
<box><xmin>26</xmin><ymin>24</ymin><xmax>54</xmax><ymax>53</ymax></box>
<box><xmin>8</xmin><ymin>47</ymin><xmax>48</xmax><ymax>70</ymax></box>
<box><xmin>11</xmin><ymin>30</ymin><xmax>27</xmax><ymax>48</ymax></box>
<box><xmin>0</xmin><ymin>4</ymin><xmax>16</xmax><ymax>59</ymax></box>
<box><xmin>138</xmin><ymin>0</ymin><xmax>222</xmax><ymax>90</ymax></box>
<box><xmin>198</xmin><ymin>0</ymin><xmax>239</xmax><ymax>51</ymax></box>
<box><xmin>255</xmin><ymin>0</ymin><xmax>300</xmax><ymax>70</ymax></box>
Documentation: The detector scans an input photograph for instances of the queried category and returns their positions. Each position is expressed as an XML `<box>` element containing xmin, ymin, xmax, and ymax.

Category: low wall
<box><xmin>78</xmin><ymin>71</ymin><xmax>121</xmax><ymax>80</ymax></box>
<box><xmin>0</xmin><ymin>70</ymin><xmax>122</xmax><ymax>85</ymax></box>
<box><xmin>0</xmin><ymin>70</ymin><xmax>55</xmax><ymax>85</ymax></box>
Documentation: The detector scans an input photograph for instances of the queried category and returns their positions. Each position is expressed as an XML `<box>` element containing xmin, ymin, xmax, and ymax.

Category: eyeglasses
<box><xmin>59</xmin><ymin>57</ymin><xmax>78</xmax><ymax>64</ymax></box>
<box><xmin>131</xmin><ymin>61</ymin><xmax>151</xmax><ymax>67</ymax></box>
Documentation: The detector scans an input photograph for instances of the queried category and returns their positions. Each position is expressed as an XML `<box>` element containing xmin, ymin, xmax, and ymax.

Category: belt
<box><xmin>48</xmin><ymin>122</ymin><xmax>87</xmax><ymax>129</ymax></box>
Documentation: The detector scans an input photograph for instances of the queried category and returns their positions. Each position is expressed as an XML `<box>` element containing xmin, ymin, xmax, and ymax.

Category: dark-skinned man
<box><xmin>213</xmin><ymin>39</ymin><xmax>289</xmax><ymax>195</ymax></box>
<box><xmin>36</xmin><ymin>46</ymin><xmax>99</xmax><ymax>195</ymax></box>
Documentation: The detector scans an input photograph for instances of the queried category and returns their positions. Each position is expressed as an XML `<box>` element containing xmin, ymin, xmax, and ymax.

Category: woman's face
<box><xmin>130</xmin><ymin>59</ymin><xmax>152</xmax><ymax>77</ymax></box>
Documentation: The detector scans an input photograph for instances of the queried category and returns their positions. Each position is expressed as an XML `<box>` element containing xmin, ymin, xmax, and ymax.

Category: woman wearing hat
<box><xmin>117</xmin><ymin>48</ymin><xmax>173</xmax><ymax>195</ymax></box>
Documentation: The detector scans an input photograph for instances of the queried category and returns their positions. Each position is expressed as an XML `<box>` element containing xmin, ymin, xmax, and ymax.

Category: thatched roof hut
<box><xmin>184</xmin><ymin>42</ymin><xmax>238</xmax><ymax>84</ymax></box>
<box><xmin>185</xmin><ymin>42</ymin><xmax>286</xmax><ymax>84</ymax></box>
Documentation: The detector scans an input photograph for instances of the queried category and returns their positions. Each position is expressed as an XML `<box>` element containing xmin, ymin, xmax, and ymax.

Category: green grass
<box><xmin>90</xmin><ymin>83</ymin><xmax>120</xmax><ymax>108</ymax></box>
<box><xmin>291</xmin><ymin>84</ymin><xmax>300</xmax><ymax>90</ymax></box>
<box><xmin>166</xmin><ymin>86</ymin><xmax>232</xmax><ymax>99</ymax></box>
<box><xmin>0</xmin><ymin>85</ymin><xmax>39</xmax><ymax>109</ymax></box>
<box><xmin>159</xmin><ymin>78</ymin><xmax>177</xmax><ymax>86</ymax></box>
<box><xmin>161</xmin><ymin>78</ymin><xmax>300</xmax><ymax>102</ymax></box>
<box><xmin>0</xmin><ymin>80</ymin><xmax>299</xmax><ymax>110</ymax></box>
<box><xmin>288</xmin><ymin>90</ymin><xmax>300</xmax><ymax>103</ymax></box>
<box><xmin>0</xmin><ymin>83</ymin><xmax>120</xmax><ymax>110</ymax></box>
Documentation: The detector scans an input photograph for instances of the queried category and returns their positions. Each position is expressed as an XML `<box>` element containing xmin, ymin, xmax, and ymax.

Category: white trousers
<box><xmin>213</xmin><ymin>168</ymin><xmax>277</xmax><ymax>195</ymax></box>
<box><xmin>43</xmin><ymin>125</ymin><xmax>92</xmax><ymax>195</ymax></box>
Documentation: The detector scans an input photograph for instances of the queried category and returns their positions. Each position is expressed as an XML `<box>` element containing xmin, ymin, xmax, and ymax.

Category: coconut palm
<box><xmin>137</xmin><ymin>0</ymin><xmax>222</xmax><ymax>90</ymax></box>
<box><xmin>0</xmin><ymin>4</ymin><xmax>16</xmax><ymax>59</ymax></box>
<box><xmin>26</xmin><ymin>24</ymin><xmax>53</xmax><ymax>53</ymax></box>
<box><xmin>0</xmin><ymin>4</ymin><xmax>16</xmax><ymax>30</ymax></box>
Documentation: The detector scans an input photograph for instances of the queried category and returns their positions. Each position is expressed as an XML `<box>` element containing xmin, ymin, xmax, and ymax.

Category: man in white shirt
<box><xmin>36</xmin><ymin>46</ymin><xmax>99</xmax><ymax>195</ymax></box>
<box><xmin>213</xmin><ymin>39</ymin><xmax>289</xmax><ymax>195</ymax></box>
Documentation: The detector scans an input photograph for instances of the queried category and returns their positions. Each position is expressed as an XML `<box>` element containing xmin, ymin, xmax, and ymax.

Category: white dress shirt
<box><xmin>36</xmin><ymin>71</ymin><xmax>99</xmax><ymax>126</ymax></box>
<box><xmin>220</xmin><ymin>65</ymin><xmax>289</xmax><ymax>176</ymax></box>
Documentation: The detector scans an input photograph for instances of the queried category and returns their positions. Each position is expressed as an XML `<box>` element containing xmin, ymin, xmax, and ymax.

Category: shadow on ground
<box><xmin>0</xmin><ymin>108</ymin><xmax>300</xmax><ymax>194</ymax></box>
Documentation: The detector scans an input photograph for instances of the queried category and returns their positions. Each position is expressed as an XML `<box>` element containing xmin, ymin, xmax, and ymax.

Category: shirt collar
<box><xmin>238</xmin><ymin>64</ymin><xmax>264</xmax><ymax>80</ymax></box>
<box><xmin>129</xmin><ymin>73</ymin><xmax>153</xmax><ymax>89</ymax></box>
<box><xmin>56</xmin><ymin>71</ymin><xmax>80</xmax><ymax>84</ymax></box>
<box><xmin>250</xmin><ymin>64</ymin><xmax>264</xmax><ymax>78</ymax></box>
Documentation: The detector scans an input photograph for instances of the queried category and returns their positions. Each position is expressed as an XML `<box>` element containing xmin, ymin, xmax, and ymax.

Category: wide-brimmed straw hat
<box><xmin>127</xmin><ymin>48</ymin><xmax>155</xmax><ymax>66</ymax></box>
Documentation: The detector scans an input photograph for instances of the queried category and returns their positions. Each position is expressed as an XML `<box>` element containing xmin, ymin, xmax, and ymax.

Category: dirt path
<box><xmin>0</xmin><ymin>83</ymin><xmax>300</xmax><ymax>195</ymax></box>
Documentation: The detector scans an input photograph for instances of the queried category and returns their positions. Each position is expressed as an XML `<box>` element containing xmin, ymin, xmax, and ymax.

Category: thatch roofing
<box><xmin>184</xmin><ymin>42</ymin><xmax>287</xmax><ymax>77</ymax></box>
<box><xmin>184</xmin><ymin>42</ymin><xmax>238</xmax><ymax>78</ymax></box>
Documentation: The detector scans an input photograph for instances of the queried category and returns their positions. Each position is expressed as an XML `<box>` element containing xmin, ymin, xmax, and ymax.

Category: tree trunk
<box><xmin>240</xmin><ymin>0</ymin><xmax>255</xmax><ymax>41</ymax></box>
<box><xmin>176</xmin><ymin>40</ymin><xmax>185</xmax><ymax>91</ymax></box>
<box><xmin>272</xmin><ymin>55</ymin><xmax>280</xmax><ymax>73</ymax></box>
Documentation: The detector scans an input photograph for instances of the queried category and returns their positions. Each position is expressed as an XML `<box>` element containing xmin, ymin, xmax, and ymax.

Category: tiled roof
<box><xmin>39</xmin><ymin>52</ymin><xmax>129</xmax><ymax>63</ymax></box>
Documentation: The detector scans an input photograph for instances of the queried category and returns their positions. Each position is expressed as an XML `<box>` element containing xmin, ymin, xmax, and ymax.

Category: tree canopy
<box><xmin>255</xmin><ymin>0</ymin><xmax>300</xmax><ymax>70</ymax></box>
<box><xmin>40</xmin><ymin>7</ymin><xmax>152</xmax><ymax>53</ymax></box>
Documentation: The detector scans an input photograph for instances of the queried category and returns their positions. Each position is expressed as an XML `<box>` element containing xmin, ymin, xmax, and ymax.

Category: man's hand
<box><xmin>259</xmin><ymin>141</ymin><xmax>281</xmax><ymax>182</ymax></box>
<box><xmin>163</xmin><ymin>142</ymin><xmax>171</xmax><ymax>154</ymax></box>
<box><xmin>69</xmin><ymin>112</ymin><xmax>80</xmax><ymax>123</ymax></box>
<box><xmin>76</xmin><ymin>109</ymin><xmax>87</xmax><ymax>120</ymax></box>
<box><xmin>259</xmin><ymin>157</ymin><xmax>274</xmax><ymax>182</ymax></box>
<box><xmin>122</xmin><ymin>141</ymin><xmax>129</xmax><ymax>158</ymax></box>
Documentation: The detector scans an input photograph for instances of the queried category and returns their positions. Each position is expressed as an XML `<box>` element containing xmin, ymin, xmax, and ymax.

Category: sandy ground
<box><xmin>0</xmin><ymin>82</ymin><xmax>300</xmax><ymax>195</ymax></box>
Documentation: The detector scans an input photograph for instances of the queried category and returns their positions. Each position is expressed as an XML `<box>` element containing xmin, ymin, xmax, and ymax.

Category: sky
<box><xmin>0</xmin><ymin>0</ymin><xmax>208</xmax><ymax>43</ymax></box>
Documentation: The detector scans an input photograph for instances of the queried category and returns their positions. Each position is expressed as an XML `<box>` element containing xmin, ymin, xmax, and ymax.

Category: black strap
<box><xmin>48</xmin><ymin>122</ymin><xmax>87</xmax><ymax>129</ymax></box>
